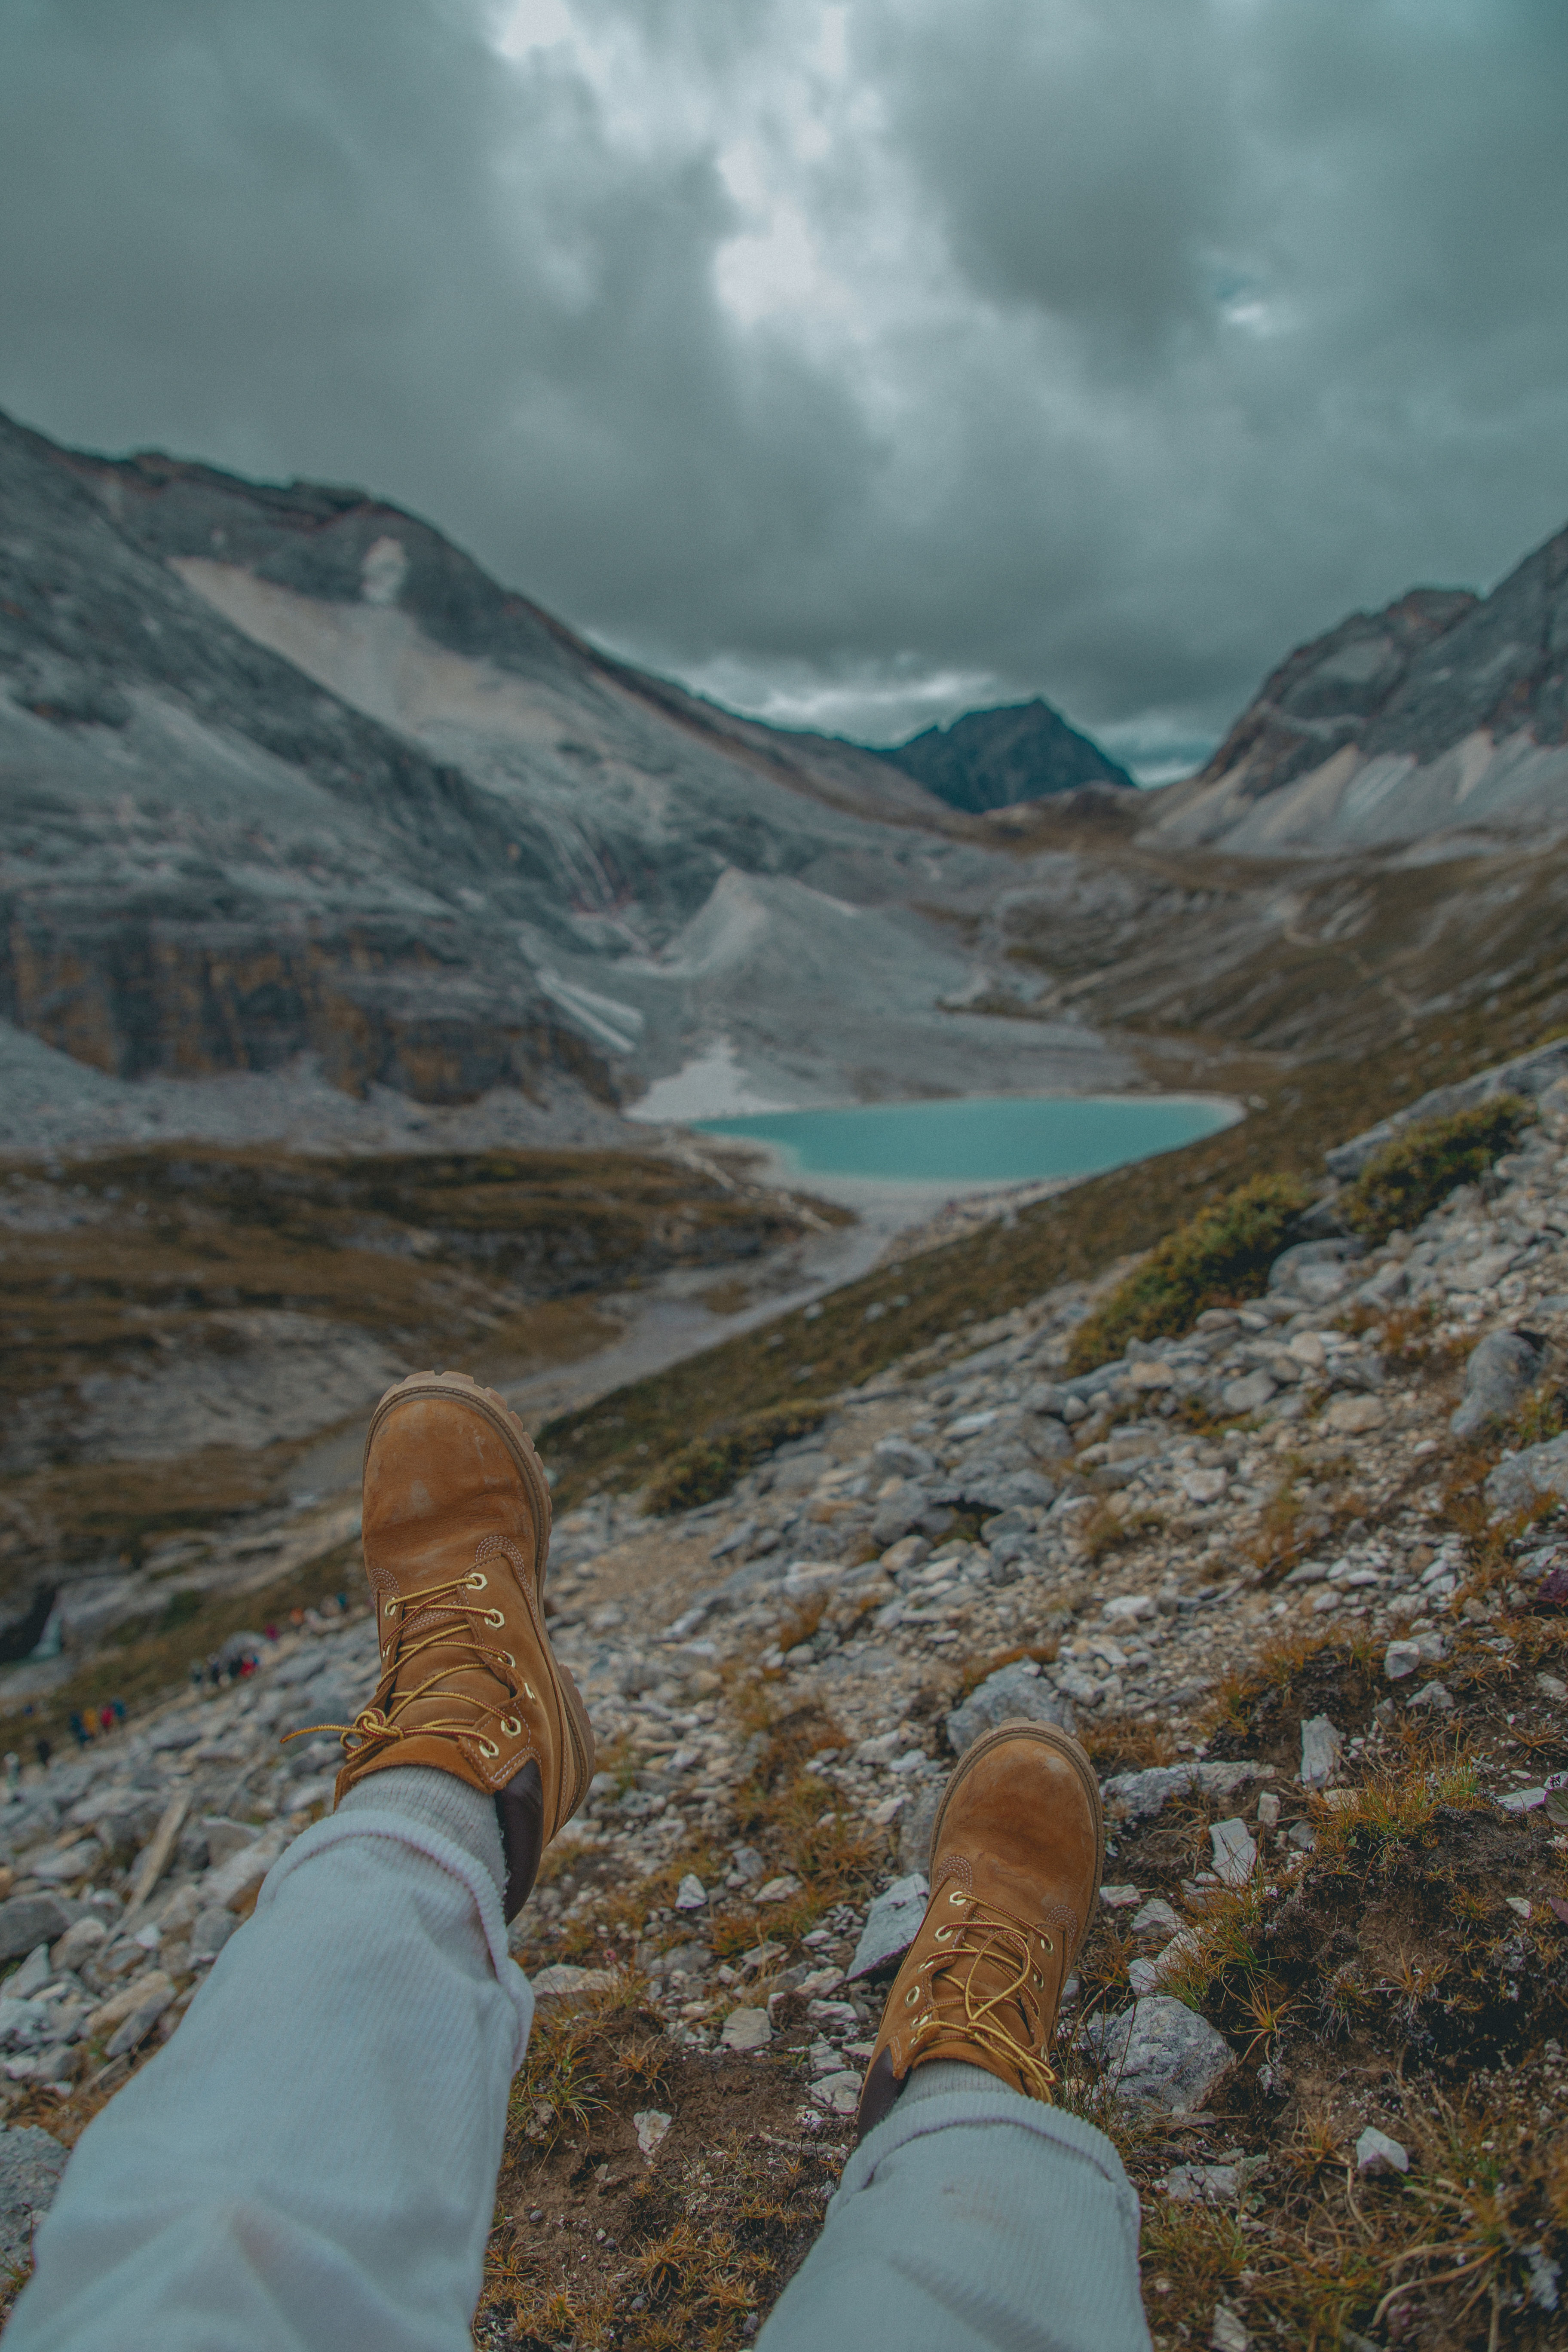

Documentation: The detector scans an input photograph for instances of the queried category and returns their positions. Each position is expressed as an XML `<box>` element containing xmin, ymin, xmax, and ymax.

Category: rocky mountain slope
<box><xmin>0</xmin><ymin>1043</ymin><xmax>1564</xmax><ymax>2349</ymax></box>
<box><xmin>1148</xmin><ymin>522</ymin><xmax>1568</xmax><ymax>853</ymax></box>
<box><xmin>876</xmin><ymin>696</ymin><xmax>1135</xmax><ymax>812</ymax></box>
<box><xmin>8</xmin><ymin>404</ymin><xmax>1566</xmax><ymax>1158</ymax></box>
<box><xmin>0</xmin><ymin>410</ymin><xmax>1118</xmax><ymax>1133</ymax></box>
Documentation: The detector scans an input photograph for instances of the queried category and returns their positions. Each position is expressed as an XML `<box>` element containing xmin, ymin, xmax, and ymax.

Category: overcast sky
<box><xmin>2</xmin><ymin>0</ymin><xmax>1565</xmax><ymax>777</ymax></box>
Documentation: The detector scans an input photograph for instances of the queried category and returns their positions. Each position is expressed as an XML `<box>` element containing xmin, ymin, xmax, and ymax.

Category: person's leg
<box><xmin>764</xmin><ymin>1719</ymin><xmax>1151</xmax><ymax>2352</ymax></box>
<box><xmin>7</xmin><ymin>1369</ymin><xmax>594</xmax><ymax>2352</ymax></box>
<box><xmin>759</xmin><ymin>2061</ymin><xmax>1150</xmax><ymax>2352</ymax></box>
<box><xmin>5</xmin><ymin>1767</ymin><xmax>530</xmax><ymax>2352</ymax></box>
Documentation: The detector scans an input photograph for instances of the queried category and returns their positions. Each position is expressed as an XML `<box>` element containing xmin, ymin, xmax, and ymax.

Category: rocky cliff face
<box><xmin>877</xmin><ymin>697</ymin><xmax>1135</xmax><ymax>811</ymax></box>
<box><xmin>1148</xmin><ymin>521</ymin><xmax>1568</xmax><ymax>851</ymax></box>
<box><xmin>2</xmin><ymin>411</ymin><xmax>1129</xmax><ymax>1130</ymax></box>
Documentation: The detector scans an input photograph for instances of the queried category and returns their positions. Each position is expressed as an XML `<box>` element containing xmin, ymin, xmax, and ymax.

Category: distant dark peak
<box><xmin>875</xmin><ymin>697</ymin><xmax>1136</xmax><ymax>814</ymax></box>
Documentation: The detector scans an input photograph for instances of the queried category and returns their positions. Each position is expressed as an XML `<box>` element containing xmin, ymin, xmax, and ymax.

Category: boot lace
<box><xmin>283</xmin><ymin>1568</ymin><xmax>532</xmax><ymax>1770</ymax></box>
<box><xmin>905</xmin><ymin>1892</ymin><xmax>1058</xmax><ymax>2101</ymax></box>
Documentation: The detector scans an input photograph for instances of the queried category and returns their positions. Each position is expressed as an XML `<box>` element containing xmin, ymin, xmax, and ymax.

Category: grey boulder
<box><xmin>1485</xmin><ymin>1431</ymin><xmax>1568</xmax><ymax>1516</ymax></box>
<box><xmin>1084</xmin><ymin>1995</ymin><xmax>1234</xmax><ymax>2115</ymax></box>
<box><xmin>1099</xmin><ymin>1761</ymin><xmax>1259</xmax><ymax>1825</ymax></box>
<box><xmin>0</xmin><ymin>1897</ymin><xmax>71</xmax><ymax>1965</ymax></box>
<box><xmin>1451</xmin><ymin>1329</ymin><xmax>1545</xmax><ymax>1441</ymax></box>
<box><xmin>847</xmin><ymin>1874</ymin><xmax>929</xmax><ymax>1981</ymax></box>
<box><xmin>0</xmin><ymin>2125</ymin><xmax>68</xmax><ymax>2267</ymax></box>
<box><xmin>947</xmin><ymin>1663</ymin><xmax>1077</xmax><ymax>1755</ymax></box>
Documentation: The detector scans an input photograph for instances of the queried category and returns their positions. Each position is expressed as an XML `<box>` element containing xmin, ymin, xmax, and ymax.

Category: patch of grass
<box><xmin>1341</xmin><ymin>1095</ymin><xmax>1533</xmax><ymax>1244</ymax></box>
<box><xmin>511</xmin><ymin>1972</ymin><xmax>666</xmax><ymax>2154</ymax></box>
<box><xmin>1077</xmin><ymin>1499</ymin><xmax>1165</xmax><ymax>1563</ymax></box>
<box><xmin>1065</xmin><ymin>1173</ymin><xmax>1312</xmax><ymax>1375</ymax></box>
<box><xmin>1511</xmin><ymin>1377</ymin><xmax>1568</xmax><ymax>1451</ymax></box>
<box><xmin>643</xmin><ymin>1400</ymin><xmax>834</xmax><ymax>1516</ymax></box>
<box><xmin>1079</xmin><ymin>1714</ymin><xmax>1178</xmax><ymax>1774</ymax></box>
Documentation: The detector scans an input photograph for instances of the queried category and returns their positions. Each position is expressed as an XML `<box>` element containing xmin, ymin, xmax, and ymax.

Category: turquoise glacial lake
<box><xmin>693</xmin><ymin>1093</ymin><xmax>1236</xmax><ymax>1186</ymax></box>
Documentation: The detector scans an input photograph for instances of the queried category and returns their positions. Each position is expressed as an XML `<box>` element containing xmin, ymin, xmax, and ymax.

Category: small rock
<box><xmin>808</xmin><ymin>2070</ymin><xmax>861</xmax><ymax>2115</ymax></box>
<box><xmin>1324</xmin><ymin>1395</ymin><xmax>1387</xmax><ymax>1435</ymax></box>
<box><xmin>1356</xmin><ymin>2126</ymin><xmax>1409</xmax><ymax>2176</ymax></box>
<box><xmin>87</xmin><ymin>1968</ymin><xmax>174</xmax><ymax>2038</ymax></box>
<box><xmin>203</xmin><ymin>1827</ymin><xmax>285</xmax><ymax>1911</ymax></box>
<box><xmin>531</xmin><ymin>1964</ymin><xmax>615</xmax><ymax>1998</ymax></box>
<box><xmin>50</xmin><ymin>1917</ymin><xmax>107</xmax><ymax>1974</ymax></box>
<box><xmin>1451</xmin><ymin>1330</ymin><xmax>1545</xmax><ymax>1440</ymax></box>
<box><xmin>848</xmin><ymin>1874</ymin><xmax>929</xmax><ymax>1981</ymax></box>
<box><xmin>0</xmin><ymin>2125</ymin><xmax>69</xmax><ymax>2268</ymax></box>
<box><xmin>1130</xmin><ymin>1898</ymin><xmax>1182</xmax><ymax>1938</ymax></box>
<box><xmin>1099</xmin><ymin>1884</ymin><xmax>1142</xmax><ymax>1909</ymax></box>
<box><xmin>1384</xmin><ymin>1639</ymin><xmax>1422</xmax><ymax>1681</ymax></box>
<box><xmin>946</xmin><ymin>1663</ymin><xmax>1075</xmax><ymax>1755</ymax></box>
<box><xmin>721</xmin><ymin>2006</ymin><xmax>772</xmax><ymax>2051</ymax></box>
<box><xmin>1083</xmin><ymin>1994</ymin><xmax>1234</xmax><ymax>2114</ymax></box>
<box><xmin>105</xmin><ymin>1984</ymin><xmax>176</xmax><ymax>2059</ymax></box>
<box><xmin>0</xmin><ymin>1896</ymin><xmax>70</xmax><ymax>1966</ymax></box>
<box><xmin>199</xmin><ymin>1818</ymin><xmax>259</xmax><ymax>1868</ymax></box>
<box><xmin>1406</xmin><ymin>1680</ymin><xmax>1455</xmax><ymax>1715</ymax></box>
<box><xmin>1486</xmin><ymin>1431</ymin><xmax>1568</xmax><ymax>1516</ymax></box>
<box><xmin>190</xmin><ymin>1908</ymin><xmax>239</xmax><ymax>1965</ymax></box>
<box><xmin>755</xmin><ymin>1876</ymin><xmax>801</xmax><ymax>1906</ymax></box>
<box><xmin>5</xmin><ymin>1947</ymin><xmax>52</xmax><ymax>2002</ymax></box>
<box><xmin>899</xmin><ymin>1783</ymin><xmax>942</xmax><ymax>1876</ymax></box>
<box><xmin>1164</xmin><ymin>2162</ymin><xmax>1240</xmax><ymax>2203</ymax></box>
<box><xmin>1210</xmin><ymin>1819</ymin><xmax>1257</xmax><ymax>1886</ymax></box>
<box><xmin>634</xmin><ymin>2108</ymin><xmax>672</xmax><ymax>2159</ymax></box>
<box><xmin>1178</xmin><ymin>1468</ymin><xmax>1229</xmax><ymax>1505</ymax></box>
<box><xmin>1299</xmin><ymin>1716</ymin><xmax>1343</xmax><ymax>1789</ymax></box>
<box><xmin>1210</xmin><ymin>2303</ymin><xmax>1251</xmax><ymax>2352</ymax></box>
<box><xmin>1102</xmin><ymin>1593</ymin><xmax>1155</xmax><ymax>1625</ymax></box>
<box><xmin>1223</xmin><ymin>1371</ymin><xmax>1276</xmax><ymax>1415</ymax></box>
<box><xmin>873</xmin><ymin>1436</ymin><xmax>935</xmax><ymax>1478</ymax></box>
<box><xmin>1101</xmin><ymin>1761</ymin><xmax>1260</xmax><ymax>1825</ymax></box>
<box><xmin>1256</xmin><ymin>1792</ymin><xmax>1280</xmax><ymax>1831</ymax></box>
<box><xmin>674</xmin><ymin>1874</ymin><xmax>707</xmax><ymax>1912</ymax></box>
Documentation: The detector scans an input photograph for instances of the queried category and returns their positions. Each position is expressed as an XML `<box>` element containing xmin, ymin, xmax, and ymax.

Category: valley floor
<box><xmin>0</xmin><ymin>1069</ymin><xmax>1564</xmax><ymax>2346</ymax></box>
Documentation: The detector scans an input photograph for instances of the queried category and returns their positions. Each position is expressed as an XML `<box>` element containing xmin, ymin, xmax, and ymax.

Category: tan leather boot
<box><xmin>855</xmin><ymin>1719</ymin><xmax>1103</xmax><ymax>2142</ymax></box>
<box><xmin>330</xmin><ymin>1370</ymin><xmax>595</xmax><ymax>1920</ymax></box>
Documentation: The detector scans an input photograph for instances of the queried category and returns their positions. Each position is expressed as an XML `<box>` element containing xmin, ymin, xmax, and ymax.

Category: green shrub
<box><xmin>642</xmin><ymin>1398</ymin><xmax>833</xmax><ymax>1515</ymax></box>
<box><xmin>1066</xmin><ymin>1174</ymin><xmax>1311</xmax><ymax>1375</ymax></box>
<box><xmin>1341</xmin><ymin>1095</ymin><xmax>1531</xmax><ymax>1245</ymax></box>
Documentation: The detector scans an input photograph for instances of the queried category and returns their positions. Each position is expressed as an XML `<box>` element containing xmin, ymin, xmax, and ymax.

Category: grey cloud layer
<box><xmin>2</xmin><ymin>0</ymin><xmax>1564</xmax><ymax>763</ymax></box>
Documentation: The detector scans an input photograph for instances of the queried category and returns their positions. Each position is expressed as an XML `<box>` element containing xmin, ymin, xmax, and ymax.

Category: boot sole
<box><xmin>364</xmin><ymin>1369</ymin><xmax>595</xmax><ymax>1832</ymax></box>
<box><xmin>928</xmin><ymin>1718</ymin><xmax>1105</xmax><ymax>1961</ymax></box>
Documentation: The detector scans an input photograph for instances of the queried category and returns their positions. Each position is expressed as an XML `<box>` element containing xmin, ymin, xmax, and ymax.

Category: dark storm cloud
<box><xmin>1</xmin><ymin>0</ymin><xmax>1565</xmax><ymax>768</ymax></box>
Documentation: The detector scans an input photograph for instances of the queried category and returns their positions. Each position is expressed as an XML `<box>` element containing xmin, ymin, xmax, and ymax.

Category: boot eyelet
<box><xmin>523</xmin><ymin>1681</ymin><xmax>537</xmax><ymax>1702</ymax></box>
<box><xmin>484</xmin><ymin>1609</ymin><xmax>505</xmax><ymax>1627</ymax></box>
<box><xmin>501</xmin><ymin>1716</ymin><xmax>522</xmax><ymax>1737</ymax></box>
<box><xmin>904</xmin><ymin>1988</ymin><xmax>920</xmax><ymax>2007</ymax></box>
<box><xmin>476</xmin><ymin>1738</ymin><xmax>499</xmax><ymax>1758</ymax></box>
<box><xmin>1041</xmin><ymin>1934</ymin><xmax>1054</xmax><ymax>1954</ymax></box>
<box><xmin>1033</xmin><ymin>1972</ymin><xmax>1044</xmax><ymax>1987</ymax></box>
<box><xmin>384</xmin><ymin>1600</ymin><xmax>398</xmax><ymax>1618</ymax></box>
<box><xmin>499</xmin><ymin>1651</ymin><xmax>515</xmax><ymax>1668</ymax></box>
<box><xmin>947</xmin><ymin>1892</ymin><xmax>965</xmax><ymax>1906</ymax></box>
<box><xmin>467</xmin><ymin>1572</ymin><xmax>488</xmax><ymax>1590</ymax></box>
<box><xmin>934</xmin><ymin>1925</ymin><xmax>952</xmax><ymax>1942</ymax></box>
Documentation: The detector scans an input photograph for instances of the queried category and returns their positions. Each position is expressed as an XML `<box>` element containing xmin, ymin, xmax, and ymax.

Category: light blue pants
<box><xmin>5</xmin><ymin>1772</ymin><xmax>1149</xmax><ymax>2352</ymax></box>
